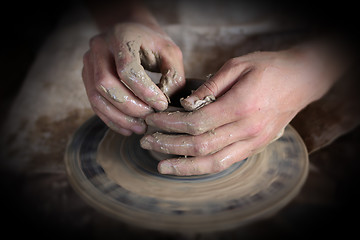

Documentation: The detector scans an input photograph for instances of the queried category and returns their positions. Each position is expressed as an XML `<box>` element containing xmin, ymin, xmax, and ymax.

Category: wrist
<box><xmin>287</xmin><ymin>39</ymin><xmax>349</xmax><ymax>102</ymax></box>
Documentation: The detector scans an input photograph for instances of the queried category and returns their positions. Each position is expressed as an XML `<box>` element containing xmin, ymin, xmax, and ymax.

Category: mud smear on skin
<box><xmin>122</xmin><ymin>37</ymin><xmax>182</xmax><ymax>105</ymax></box>
<box><xmin>100</xmin><ymin>85</ymin><xmax>126</xmax><ymax>103</ymax></box>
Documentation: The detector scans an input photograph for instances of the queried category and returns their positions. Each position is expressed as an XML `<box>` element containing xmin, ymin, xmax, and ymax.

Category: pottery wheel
<box><xmin>65</xmin><ymin>116</ymin><xmax>309</xmax><ymax>232</ymax></box>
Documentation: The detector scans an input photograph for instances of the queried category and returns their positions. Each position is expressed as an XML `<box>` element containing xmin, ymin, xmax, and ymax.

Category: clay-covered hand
<box><xmin>141</xmin><ymin>49</ymin><xmax>336</xmax><ymax>176</ymax></box>
<box><xmin>82</xmin><ymin>23</ymin><xmax>185</xmax><ymax>136</ymax></box>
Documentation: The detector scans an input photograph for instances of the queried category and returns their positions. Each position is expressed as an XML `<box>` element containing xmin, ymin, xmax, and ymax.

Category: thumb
<box><xmin>157</xmin><ymin>46</ymin><xmax>186</xmax><ymax>102</ymax></box>
<box><xmin>181</xmin><ymin>59</ymin><xmax>252</xmax><ymax>111</ymax></box>
<box><xmin>180</xmin><ymin>77</ymin><xmax>219</xmax><ymax>111</ymax></box>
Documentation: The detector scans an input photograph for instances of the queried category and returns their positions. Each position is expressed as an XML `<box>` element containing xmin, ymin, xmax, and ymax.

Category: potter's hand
<box><xmin>82</xmin><ymin>23</ymin><xmax>185</xmax><ymax>136</ymax></box>
<box><xmin>141</xmin><ymin>45</ymin><xmax>343</xmax><ymax>175</ymax></box>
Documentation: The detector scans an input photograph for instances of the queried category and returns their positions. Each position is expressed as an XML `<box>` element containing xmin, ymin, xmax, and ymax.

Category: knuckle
<box><xmin>224</xmin><ymin>57</ymin><xmax>240</xmax><ymax>68</ymax></box>
<box><xmin>253</xmin><ymin>128</ymin><xmax>274</xmax><ymax>148</ymax></box>
<box><xmin>187</xmin><ymin>122</ymin><xmax>206</xmax><ymax>135</ymax></box>
<box><xmin>162</xmin><ymin>42</ymin><xmax>183</xmax><ymax>59</ymax></box>
<box><xmin>246</xmin><ymin>121</ymin><xmax>264</xmax><ymax>138</ymax></box>
<box><xmin>202</xmin><ymin>79</ymin><xmax>219</xmax><ymax>96</ymax></box>
<box><xmin>192</xmin><ymin>137</ymin><xmax>209</xmax><ymax>156</ymax></box>
<box><xmin>235</xmin><ymin>102</ymin><xmax>258</xmax><ymax>118</ymax></box>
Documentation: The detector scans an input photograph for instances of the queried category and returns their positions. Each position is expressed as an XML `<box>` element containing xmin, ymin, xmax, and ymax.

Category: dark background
<box><xmin>0</xmin><ymin>1</ymin><xmax>71</xmax><ymax>121</ymax></box>
<box><xmin>0</xmin><ymin>0</ymin><xmax>359</xmax><ymax>238</ymax></box>
<box><xmin>0</xmin><ymin>0</ymin><xmax>72</xmax><ymax>237</ymax></box>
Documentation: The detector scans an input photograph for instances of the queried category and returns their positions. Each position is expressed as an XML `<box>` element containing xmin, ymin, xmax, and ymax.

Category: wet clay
<box><xmin>4</xmin><ymin>3</ymin><xmax>358</xmax><ymax>237</ymax></box>
<box><xmin>158</xmin><ymin>69</ymin><xmax>183</xmax><ymax>102</ymax></box>
<box><xmin>100</xmin><ymin>85</ymin><xmax>127</xmax><ymax>103</ymax></box>
<box><xmin>119</xmin><ymin>36</ymin><xmax>175</xmax><ymax>105</ymax></box>
<box><xmin>181</xmin><ymin>95</ymin><xmax>216</xmax><ymax>111</ymax></box>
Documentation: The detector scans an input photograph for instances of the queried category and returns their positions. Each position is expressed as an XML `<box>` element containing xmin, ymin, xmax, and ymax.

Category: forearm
<box><xmin>287</xmin><ymin>36</ymin><xmax>355</xmax><ymax>103</ymax></box>
<box><xmin>289</xmin><ymin>36</ymin><xmax>359</xmax><ymax>152</ymax></box>
<box><xmin>85</xmin><ymin>0</ymin><xmax>162</xmax><ymax>32</ymax></box>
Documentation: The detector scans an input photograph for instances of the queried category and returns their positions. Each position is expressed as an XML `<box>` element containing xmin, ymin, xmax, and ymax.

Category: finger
<box><xmin>156</xmin><ymin>44</ymin><xmax>186</xmax><ymax>99</ymax></box>
<box><xmin>90</xmin><ymin>36</ymin><xmax>154</xmax><ymax>118</ymax></box>
<box><xmin>111</xmin><ymin>36</ymin><xmax>168</xmax><ymax>111</ymax></box>
<box><xmin>180</xmin><ymin>58</ymin><xmax>253</xmax><ymax>111</ymax></box>
<box><xmin>140</xmin><ymin>119</ymin><xmax>262</xmax><ymax>156</ymax></box>
<box><xmin>157</xmin><ymin>126</ymin><xmax>286</xmax><ymax>176</ymax></box>
<box><xmin>145</xmin><ymin>62</ymin><xmax>261</xmax><ymax>135</ymax></box>
<box><xmin>95</xmin><ymin>110</ymin><xmax>133</xmax><ymax>136</ymax></box>
<box><xmin>91</xmin><ymin>93</ymin><xmax>147</xmax><ymax>134</ymax></box>
<box><xmin>157</xmin><ymin>139</ymin><xmax>252</xmax><ymax>176</ymax></box>
<box><xmin>145</xmin><ymin>98</ymin><xmax>240</xmax><ymax>135</ymax></box>
<box><xmin>83</xmin><ymin>50</ymin><xmax>146</xmax><ymax>134</ymax></box>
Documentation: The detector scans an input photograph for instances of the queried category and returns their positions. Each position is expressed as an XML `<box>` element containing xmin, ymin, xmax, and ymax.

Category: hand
<box><xmin>141</xmin><ymin>48</ymin><xmax>337</xmax><ymax>176</ymax></box>
<box><xmin>82</xmin><ymin>23</ymin><xmax>185</xmax><ymax>136</ymax></box>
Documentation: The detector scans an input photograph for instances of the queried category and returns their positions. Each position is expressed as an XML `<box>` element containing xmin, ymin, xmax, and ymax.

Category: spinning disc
<box><xmin>65</xmin><ymin>116</ymin><xmax>308</xmax><ymax>232</ymax></box>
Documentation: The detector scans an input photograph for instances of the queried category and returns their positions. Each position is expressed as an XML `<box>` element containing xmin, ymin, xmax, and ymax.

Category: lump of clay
<box><xmin>180</xmin><ymin>95</ymin><xmax>216</xmax><ymax>111</ymax></box>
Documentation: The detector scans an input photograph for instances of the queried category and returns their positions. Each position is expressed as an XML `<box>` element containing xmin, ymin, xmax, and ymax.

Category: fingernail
<box><xmin>140</xmin><ymin>135</ymin><xmax>154</xmax><ymax>149</ymax></box>
<box><xmin>145</xmin><ymin>116</ymin><xmax>155</xmax><ymax>126</ymax></box>
<box><xmin>155</xmin><ymin>100</ymin><xmax>168</xmax><ymax>111</ymax></box>
<box><xmin>158</xmin><ymin>161</ymin><xmax>174</xmax><ymax>175</ymax></box>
